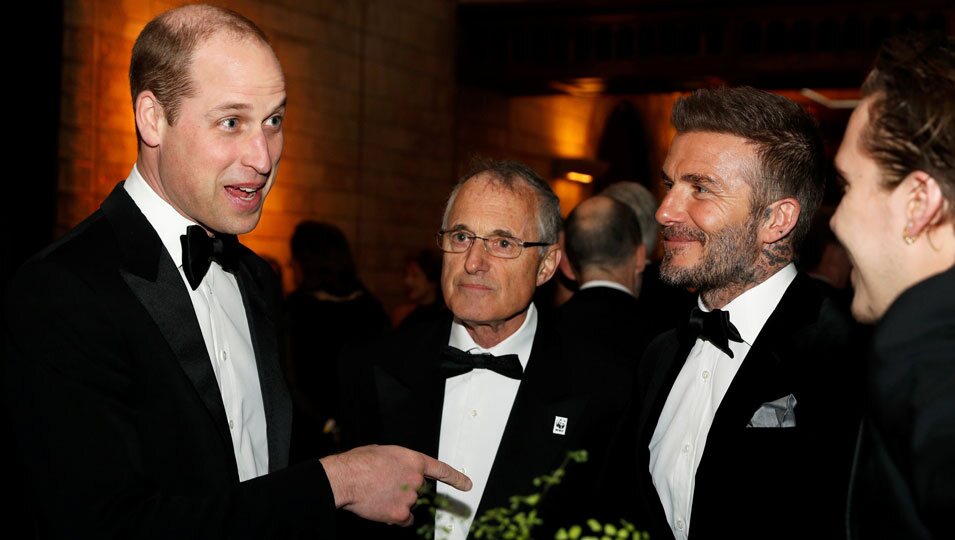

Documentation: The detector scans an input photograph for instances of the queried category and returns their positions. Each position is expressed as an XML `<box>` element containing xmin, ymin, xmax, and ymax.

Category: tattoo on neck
<box><xmin>701</xmin><ymin>241</ymin><xmax>793</xmax><ymax>309</ymax></box>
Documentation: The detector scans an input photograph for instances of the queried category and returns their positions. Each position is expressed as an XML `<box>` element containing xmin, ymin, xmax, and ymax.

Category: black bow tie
<box><xmin>180</xmin><ymin>225</ymin><xmax>240</xmax><ymax>290</ymax></box>
<box><xmin>687</xmin><ymin>307</ymin><xmax>743</xmax><ymax>358</ymax></box>
<box><xmin>439</xmin><ymin>346</ymin><xmax>523</xmax><ymax>380</ymax></box>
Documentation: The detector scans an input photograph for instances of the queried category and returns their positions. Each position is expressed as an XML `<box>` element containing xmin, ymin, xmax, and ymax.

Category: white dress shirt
<box><xmin>435</xmin><ymin>304</ymin><xmax>538</xmax><ymax>540</ymax></box>
<box><xmin>579</xmin><ymin>279</ymin><xmax>634</xmax><ymax>296</ymax></box>
<box><xmin>648</xmin><ymin>264</ymin><xmax>797</xmax><ymax>539</ymax></box>
<box><xmin>124</xmin><ymin>165</ymin><xmax>269</xmax><ymax>482</ymax></box>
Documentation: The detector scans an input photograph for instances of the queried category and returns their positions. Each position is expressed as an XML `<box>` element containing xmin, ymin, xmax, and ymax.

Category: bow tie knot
<box><xmin>439</xmin><ymin>346</ymin><xmax>523</xmax><ymax>380</ymax></box>
<box><xmin>180</xmin><ymin>225</ymin><xmax>240</xmax><ymax>290</ymax></box>
<box><xmin>687</xmin><ymin>307</ymin><xmax>743</xmax><ymax>358</ymax></box>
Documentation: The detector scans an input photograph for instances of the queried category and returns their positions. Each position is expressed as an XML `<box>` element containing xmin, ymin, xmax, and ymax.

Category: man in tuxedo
<box><xmin>830</xmin><ymin>34</ymin><xmax>955</xmax><ymax>539</ymax></box>
<box><xmin>560</xmin><ymin>195</ymin><xmax>652</xmax><ymax>366</ymax></box>
<box><xmin>3</xmin><ymin>4</ymin><xmax>468</xmax><ymax>537</ymax></box>
<box><xmin>606</xmin><ymin>86</ymin><xmax>861</xmax><ymax>539</ymax></box>
<box><xmin>346</xmin><ymin>159</ymin><xmax>634</xmax><ymax>539</ymax></box>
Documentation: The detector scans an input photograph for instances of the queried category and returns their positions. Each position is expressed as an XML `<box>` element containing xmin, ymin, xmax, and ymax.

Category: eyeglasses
<box><xmin>435</xmin><ymin>230</ymin><xmax>551</xmax><ymax>259</ymax></box>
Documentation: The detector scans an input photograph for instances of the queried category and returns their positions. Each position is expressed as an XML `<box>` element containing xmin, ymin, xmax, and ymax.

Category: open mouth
<box><xmin>227</xmin><ymin>186</ymin><xmax>262</xmax><ymax>201</ymax></box>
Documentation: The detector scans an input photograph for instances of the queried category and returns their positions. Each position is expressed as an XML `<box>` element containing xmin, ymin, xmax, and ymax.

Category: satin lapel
<box><xmin>234</xmin><ymin>256</ymin><xmax>292</xmax><ymax>472</ymax></box>
<box><xmin>702</xmin><ymin>274</ymin><xmax>816</xmax><ymax>459</ymax></box>
<box><xmin>102</xmin><ymin>186</ymin><xmax>235</xmax><ymax>470</ymax></box>
<box><xmin>636</xmin><ymin>331</ymin><xmax>694</xmax><ymax>447</ymax></box>
<box><xmin>477</xmin><ymin>320</ymin><xmax>586</xmax><ymax>519</ymax></box>
<box><xmin>635</xmin><ymin>329</ymin><xmax>695</xmax><ymax>535</ymax></box>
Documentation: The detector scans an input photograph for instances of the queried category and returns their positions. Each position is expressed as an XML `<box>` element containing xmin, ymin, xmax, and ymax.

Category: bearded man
<box><xmin>602</xmin><ymin>86</ymin><xmax>861</xmax><ymax>540</ymax></box>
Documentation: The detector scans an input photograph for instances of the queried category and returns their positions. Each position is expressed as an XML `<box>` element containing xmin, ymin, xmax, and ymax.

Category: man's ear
<box><xmin>557</xmin><ymin>252</ymin><xmax>577</xmax><ymax>282</ymax></box>
<box><xmin>634</xmin><ymin>244</ymin><xmax>647</xmax><ymax>274</ymax></box>
<box><xmin>135</xmin><ymin>91</ymin><xmax>165</xmax><ymax>148</ymax></box>
<box><xmin>536</xmin><ymin>245</ymin><xmax>561</xmax><ymax>286</ymax></box>
<box><xmin>557</xmin><ymin>231</ymin><xmax>577</xmax><ymax>282</ymax></box>
<box><xmin>758</xmin><ymin>197</ymin><xmax>801</xmax><ymax>244</ymax></box>
<box><xmin>902</xmin><ymin>170</ymin><xmax>948</xmax><ymax>238</ymax></box>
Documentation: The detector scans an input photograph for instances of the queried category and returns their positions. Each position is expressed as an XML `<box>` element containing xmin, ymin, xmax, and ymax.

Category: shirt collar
<box><xmin>448</xmin><ymin>303</ymin><xmax>538</xmax><ymax>370</ymax></box>
<box><xmin>579</xmin><ymin>280</ymin><xmax>634</xmax><ymax>296</ymax></box>
<box><xmin>697</xmin><ymin>263</ymin><xmax>797</xmax><ymax>345</ymax></box>
<box><xmin>123</xmin><ymin>164</ymin><xmax>198</xmax><ymax>269</ymax></box>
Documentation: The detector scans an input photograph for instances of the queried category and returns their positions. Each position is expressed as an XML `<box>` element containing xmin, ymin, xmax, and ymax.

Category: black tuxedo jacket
<box><xmin>557</xmin><ymin>285</ymin><xmax>653</xmax><ymax>369</ymax></box>
<box><xmin>4</xmin><ymin>184</ymin><xmax>335</xmax><ymax>538</ymax></box>
<box><xmin>344</xmin><ymin>310</ymin><xmax>633</xmax><ymax>538</ymax></box>
<box><xmin>602</xmin><ymin>272</ymin><xmax>862</xmax><ymax>539</ymax></box>
<box><xmin>848</xmin><ymin>266</ymin><xmax>955</xmax><ymax>540</ymax></box>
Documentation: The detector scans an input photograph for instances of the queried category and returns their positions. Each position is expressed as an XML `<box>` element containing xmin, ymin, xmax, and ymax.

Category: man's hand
<box><xmin>320</xmin><ymin>444</ymin><xmax>472</xmax><ymax>526</ymax></box>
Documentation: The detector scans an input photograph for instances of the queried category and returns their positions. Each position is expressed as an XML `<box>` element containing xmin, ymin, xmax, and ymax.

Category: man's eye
<box><xmin>662</xmin><ymin>180</ymin><xmax>673</xmax><ymax>191</ymax></box>
<box><xmin>451</xmin><ymin>232</ymin><xmax>470</xmax><ymax>243</ymax></box>
<box><xmin>695</xmin><ymin>184</ymin><xmax>710</xmax><ymax>194</ymax></box>
<box><xmin>265</xmin><ymin>115</ymin><xmax>283</xmax><ymax>128</ymax></box>
<box><xmin>497</xmin><ymin>238</ymin><xmax>513</xmax><ymax>249</ymax></box>
<box><xmin>220</xmin><ymin>118</ymin><xmax>239</xmax><ymax>129</ymax></box>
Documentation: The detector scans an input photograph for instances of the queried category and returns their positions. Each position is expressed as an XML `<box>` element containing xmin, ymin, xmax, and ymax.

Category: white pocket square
<box><xmin>747</xmin><ymin>393</ymin><xmax>797</xmax><ymax>428</ymax></box>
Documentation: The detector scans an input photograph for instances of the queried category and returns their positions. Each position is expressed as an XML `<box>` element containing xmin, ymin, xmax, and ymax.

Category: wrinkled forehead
<box><xmin>666</xmin><ymin>131</ymin><xmax>761</xmax><ymax>187</ymax></box>
<box><xmin>447</xmin><ymin>175</ymin><xmax>539</xmax><ymax>236</ymax></box>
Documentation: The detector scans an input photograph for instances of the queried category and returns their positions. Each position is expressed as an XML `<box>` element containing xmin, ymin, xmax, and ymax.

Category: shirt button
<box><xmin>682</xmin><ymin>443</ymin><xmax>692</xmax><ymax>454</ymax></box>
<box><xmin>470</xmin><ymin>409</ymin><xmax>478</xmax><ymax>417</ymax></box>
<box><xmin>444</xmin><ymin>524</ymin><xmax>454</xmax><ymax>532</ymax></box>
<box><xmin>459</xmin><ymin>466</ymin><xmax>467</xmax><ymax>474</ymax></box>
<box><xmin>220</xmin><ymin>350</ymin><xmax>228</xmax><ymax>362</ymax></box>
<box><xmin>701</xmin><ymin>370</ymin><xmax>710</xmax><ymax>380</ymax></box>
<box><xmin>228</xmin><ymin>418</ymin><xmax>235</xmax><ymax>430</ymax></box>
<box><xmin>676</xmin><ymin>518</ymin><xmax>685</xmax><ymax>530</ymax></box>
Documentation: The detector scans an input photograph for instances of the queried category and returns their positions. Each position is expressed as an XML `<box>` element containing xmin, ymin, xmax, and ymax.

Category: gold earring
<box><xmin>903</xmin><ymin>222</ymin><xmax>917</xmax><ymax>245</ymax></box>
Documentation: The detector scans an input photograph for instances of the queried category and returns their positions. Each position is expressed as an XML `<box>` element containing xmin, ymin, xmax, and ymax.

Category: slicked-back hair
<box><xmin>130</xmin><ymin>4</ymin><xmax>271</xmax><ymax>129</ymax></box>
<box><xmin>564</xmin><ymin>197</ymin><xmax>643</xmax><ymax>276</ymax></box>
<box><xmin>442</xmin><ymin>158</ymin><xmax>562</xmax><ymax>251</ymax></box>
<box><xmin>672</xmin><ymin>86</ymin><xmax>826</xmax><ymax>250</ymax></box>
<box><xmin>862</xmin><ymin>33</ymin><xmax>955</xmax><ymax>211</ymax></box>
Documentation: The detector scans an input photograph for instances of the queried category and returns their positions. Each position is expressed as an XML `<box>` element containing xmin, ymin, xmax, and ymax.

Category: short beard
<box><xmin>659</xmin><ymin>218</ymin><xmax>761</xmax><ymax>293</ymax></box>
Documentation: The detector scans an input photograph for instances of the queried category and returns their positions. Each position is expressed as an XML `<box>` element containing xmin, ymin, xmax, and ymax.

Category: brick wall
<box><xmin>454</xmin><ymin>88</ymin><xmax>682</xmax><ymax>216</ymax></box>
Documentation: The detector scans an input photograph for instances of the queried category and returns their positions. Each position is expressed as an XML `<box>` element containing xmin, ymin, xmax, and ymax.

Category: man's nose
<box><xmin>656</xmin><ymin>189</ymin><xmax>685</xmax><ymax>226</ymax></box>
<box><xmin>464</xmin><ymin>239</ymin><xmax>490</xmax><ymax>274</ymax></box>
<box><xmin>243</xmin><ymin>127</ymin><xmax>273</xmax><ymax>175</ymax></box>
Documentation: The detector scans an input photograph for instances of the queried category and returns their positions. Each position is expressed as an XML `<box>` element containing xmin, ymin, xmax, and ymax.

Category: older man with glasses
<box><xmin>341</xmin><ymin>158</ymin><xmax>636</xmax><ymax>539</ymax></box>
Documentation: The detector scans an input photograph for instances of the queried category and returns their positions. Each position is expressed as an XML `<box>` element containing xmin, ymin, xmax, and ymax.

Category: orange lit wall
<box><xmin>455</xmin><ymin>88</ymin><xmax>681</xmax><ymax>216</ymax></box>
<box><xmin>58</xmin><ymin>0</ymin><xmax>457</xmax><ymax>308</ymax></box>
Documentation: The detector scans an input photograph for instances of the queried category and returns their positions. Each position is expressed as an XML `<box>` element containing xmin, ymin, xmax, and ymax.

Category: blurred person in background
<box><xmin>602</xmin><ymin>181</ymin><xmax>695</xmax><ymax>336</ymax></box>
<box><xmin>391</xmin><ymin>248</ymin><xmax>447</xmax><ymax>330</ymax></box>
<box><xmin>286</xmin><ymin>220</ymin><xmax>389</xmax><ymax>458</ymax></box>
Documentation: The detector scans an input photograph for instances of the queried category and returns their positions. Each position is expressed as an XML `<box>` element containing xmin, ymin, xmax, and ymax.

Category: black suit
<box><xmin>4</xmin><ymin>184</ymin><xmax>335</xmax><ymax>538</ymax></box>
<box><xmin>602</xmin><ymin>272</ymin><xmax>861</xmax><ymax>539</ymax></box>
<box><xmin>345</xmin><ymin>310</ymin><xmax>633</xmax><ymax>538</ymax></box>
<box><xmin>557</xmin><ymin>284</ymin><xmax>653</xmax><ymax>369</ymax></box>
<box><xmin>848</xmin><ymin>266</ymin><xmax>955</xmax><ymax>540</ymax></box>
